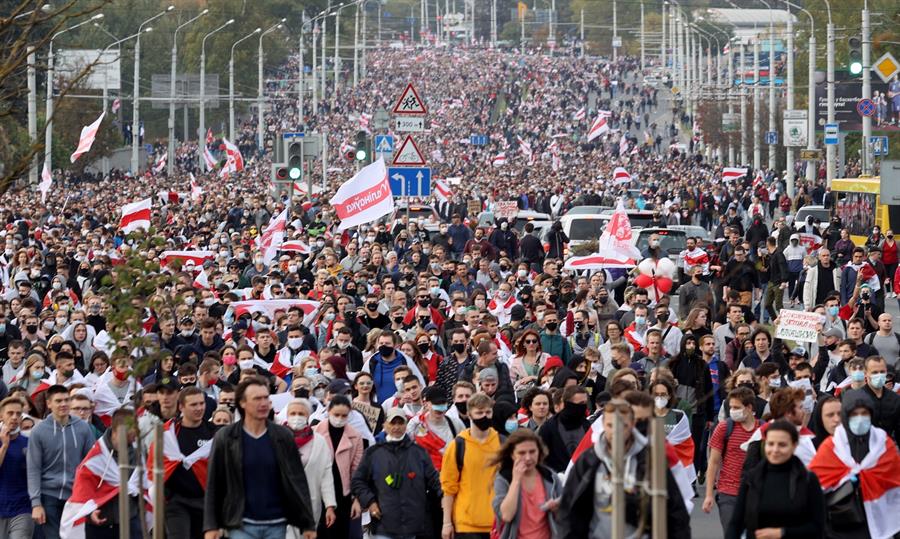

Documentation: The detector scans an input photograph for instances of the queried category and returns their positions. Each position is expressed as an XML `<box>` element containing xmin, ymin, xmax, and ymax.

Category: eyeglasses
<box><xmin>70</xmin><ymin>406</ymin><xmax>91</xmax><ymax>413</ymax></box>
<box><xmin>524</xmin><ymin>339</ymin><xmax>538</xmax><ymax>344</ymax></box>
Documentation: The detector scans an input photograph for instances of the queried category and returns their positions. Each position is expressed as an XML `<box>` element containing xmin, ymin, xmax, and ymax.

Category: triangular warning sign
<box><xmin>392</xmin><ymin>83</ymin><xmax>427</xmax><ymax>115</ymax></box>
<box><xmin>393</xmin><ymin>135</ymin><xmax>426</xmax><ymax>166</ymax></box>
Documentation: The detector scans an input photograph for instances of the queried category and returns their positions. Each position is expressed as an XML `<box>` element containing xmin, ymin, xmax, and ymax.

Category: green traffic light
<box><xmin>289</xmin><ymin>167</ymin><xmax>301</xmax><ymax>180</ymax></box>
<box><xmin>850</xmin><ymin>62</ymin><xmax>863</xmax><ymax>75</ymax></box>
<box><xmin>355</xmin><ymin>149</ymin><xmax>367</xmax><ymax>161</ymax></box>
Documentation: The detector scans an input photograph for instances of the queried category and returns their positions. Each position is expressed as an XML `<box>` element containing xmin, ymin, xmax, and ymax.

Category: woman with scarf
<box><xmin>810</xmin><ymin>393</ymin><xmax>900</xmax><ymax>539</ymax></box>
<box><xmin>283</xmin><ymin>398</ymin><xmax>337</xmax><ymax>536</ymax></box>
<box><xmin>60</xmin><ymin>320</ymin><xmax>96</xmax><ymax>370</ymax></box>
<box><xmin>726</xmin><ymin>420</ymin><xmax>825</xmax><ymax>539</ymax></box>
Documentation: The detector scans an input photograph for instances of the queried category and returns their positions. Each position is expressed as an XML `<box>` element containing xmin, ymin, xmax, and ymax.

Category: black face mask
<box><xmin>417</xmin><ymin>317</ymin><xmax>430</xmax><ymax>327</ymax></box>
<box><xmin>451</xmin><ymin>343</ymin><xmax>466</xmax><ymax>354</ymax></box>
<box><xmin>471</xmin><ymin>415</ymin><xmax>493</xmax><ymax>431</ymax></box>
<box><xmin>417</xmin><ymin>342</ymin><xmax>430</xmax><ymax>354</ymax></box>
<box><xmin>826</xmin><ymin>342</ymin><xmax>838</xmax><ymax>351</ymax></box>
<box><xmin>598</xmin><ymin>296</ymin><xmax>609</xmax><ymax>304</ymax></box>
<box><xmin>404</xmin><ymin>273</ymin><xmax>415</xmax><ymax>282</ymax></box>
<box><xmin>418</xmin><ymin>298</ymin><xmax>431</xmax><ymax>308</ymax></box>
<box><xmin>299</xmin><ymin>285</ymin><xmax>311</xmax><ymax>294</ymax></box>
<box><xmin>519</xmin><ymin>295</ymin><xmax>532</xmax><ymax>305</ymax></box>
<box><xmin>392</xmin><ymin>316</ymin><xmax>404</xmax><ymax>324</ymax></box>
<box><xmin>378</xmin><ymin>345</ymin><xmax>395</xmax><ymax>357</ymax></box>
<box><xmin>575</xmin><ymin>321</ymin><xmax>585</xmax><ymax>332</ymax></box>
<box><xmin>25</xmin><ymin>325</ymin><xmax>37</xmax><ymax>334</ymax></box>
<box><xmin>455</xmin><ymin>401</ymin><xmax>468</xmax><ymax>415</ymax></box>
<box><xmin>560</xmin><ymin>401</ymin><xmax>587</xmax><ymax>428</ymax></box>
<box><xmin>294</xmin><ymin>388</ymin><xmax>310</xmax><ymax>399</ymax></box>
<box><xmin>635</xmin><ymin>419</ymin><xmax>649</xmax><ymax>437</ymax></box>
<box><xmin>366</xmin><ymin>302</ymin><xmax>379</xmax><ymax>311</ymax></box>
<box><xmin>545</xmin><ymin>322</ymin><xmax>559</xmax><ymax>332</ymax></box>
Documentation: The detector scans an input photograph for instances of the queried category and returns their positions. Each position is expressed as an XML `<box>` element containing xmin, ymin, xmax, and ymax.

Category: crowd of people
<box><xmin>1</xmin><ymin>40</ymin><xmax>900</xmax><ymax>539</ymax></box>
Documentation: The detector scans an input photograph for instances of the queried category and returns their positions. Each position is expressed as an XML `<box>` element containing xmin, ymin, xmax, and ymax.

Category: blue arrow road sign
<box><xmin>470</xmin><ymin>134</ymin><xmax>488</xmax><ymax>146</ymax></box>
<box><xmin>870</xmin><ymin>136</ymin><xmax>889</xmax><ymax>156</ymax></box>
<box><xmin>765</xmin><ymin>131</ymin><xmax>778</xmax><ymax>145</ymax></box>
<box><xmin>388</xmin><ymin>167</ymin><xmax>431</xmax><ymax>197</ymax></box>
<box><xmin>374</xmin><ymin>135</ymin><xmax>395</xmax><ymax>154</ymax></box>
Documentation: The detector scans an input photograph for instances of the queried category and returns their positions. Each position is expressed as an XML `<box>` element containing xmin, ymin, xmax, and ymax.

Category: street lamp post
<box><xmin>757</xmin><ymin>0</ymin><xmax>776</xmax><ymax>171</ymax></box>
<box><xmin>44</xmin><ymin>14</ymin><xmax>104</xmax><ymax>179</ymax></box>
<box><xmin>132</xmin><ymin>6</ymin><xmax>174</xmax><ymax>174</ymax></box>
<box><xmin>169</xmin><ymin>9</ymin><xmax>208</xmax><ymax>176</ymax></box>
<box><xmin>229</xmin><ymin>28</ymin><xmax>261</xmax><ymax>142</ymax></box>
<box><xmin>824</xmin><ymin>0</ymin><xmax>834</xmax><ymax>184</ymax></box>
<box><xmin>259</xmin><ymin>20</ymin><xmax>286</xmax><ymax>153</ymax></box>
<box><xmin>199</xmin><ymin>19</ymin><xmax>234</xmax><ymax>171</ymax></box>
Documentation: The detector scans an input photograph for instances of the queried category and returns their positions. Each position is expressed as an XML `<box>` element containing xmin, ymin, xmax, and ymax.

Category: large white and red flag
<box><xmin>573</xmin><ymin>106</ymin><xmax>586</xmax><ymax>121</ymax></box>
<box><xmin>722</xmin><ymin>167</ymin><xmax>747</xmax><ymax>182</ymax></box>
<box><xmin>202</xmin><ymin>145</ymin><xmax>217</xmax><ymax>170</ymax></box>
<box><xmin>810</xmin><ymin>425</ymin><xmax>900</xmax><ymax>539</ymax></box>
<box><xmin>219</xmin><ymin>137</ymin><xmax>244</xmax><ymax>177</ymax></box>
<box><xmin>152</xmin><ymin>152</ymin><xmax>167</xmax><ymax>175</ymax></box>
<box><xmin>59</xmin><ymin>436</ymin><xmax>145</xmax><ymax>539</ymax></box>
<box><xmin>190</xmin><ymin>173</ymin><xmax>203</xmax><ymax>202</ymax></box>
<box><xmin>146</xmin><ymin>419</ymin><xmax>210</xmax><ymax>504</ymax></box>
<box><xmin>597</xmin><ymin>200</ymin><xmax>643</xmax><ymax>260</ymax></box>
<box><xmin>329</xmin><ymin>158</ymin><xmax>394</xmax><ymax>232</ymax></box>
<box><xmin>159</xmin><ymin>250</ymin><xmax>216</xmax><ymax>268</ymax></box>
<box><xmin>119</xmin><ymin>198</ymin><xmax>152</xmax><ymax>234</ymax></box>
<box><xmin>491</xmin><ymin>152</ymin><xmax>507</xmax><ymax>167</ymax></box>
<box><xmin>280</xmin><ymin>240</ymin><xmax>310</xmax><ymax>254</ymax></box>
<box><xmin>230</xmin><ymin>299</ymin><xmax>321</xmax><ymax>327</ymax></box>
<box><xmin>39</xmin><ymin>162</ymin><xmax>53</xmax><ymax>203</ymax></box>
<box><xmin>612</xmin><ymin>167</ymin><xmax>632</xmax><ymax>185</ymax></box>
<box><xmin>433</xmin><ymin>179</ymin><xmax>452</xmax><ymax>203</ymax></box>
<box><xmin>667</xmin><ymin>411</ymin><xmax>697</xmax><ymax>483</ymax></box>
<box><xmin>257</xmin><ymin>208</ymin><xmax>288</xmax><ymax>264</ymax></box>
<box><xmin>587</xmin><ymin>114</ymin><xmax>610</xmax><ymax>141</ymax></box>
<box><xmin>69</xmin><ymin>110</ymin><xmax>106</xmax><ymax>163</ymax></box>
<box><xmin>205</xmin><ymin>127</ymin><xmax>214</xmax><ymax>144</ymax></box>
<box><xmin>517</xmin><ymin>136</ymin><xmax>533</xmax><ymax>163</ymax></box>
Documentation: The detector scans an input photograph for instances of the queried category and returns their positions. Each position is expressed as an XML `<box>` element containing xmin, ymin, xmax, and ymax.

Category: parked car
<box><xmin>390</xmin><ymin>202</ymin><xmax>441</xmax><ymax>233</ymax></box>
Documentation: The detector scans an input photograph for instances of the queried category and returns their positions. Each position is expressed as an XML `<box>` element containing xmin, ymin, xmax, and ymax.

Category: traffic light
<box><xmin>849</xmin><ymin>36</ymin><xmax>863</xmax><ymax>75</ymax></box>
<box><xmin>354</xmin><ymin>130</ymin><xmax>370</xmax><ymax>163</ymax></box>
<box><xmin>286</xmin><ymin>139</ymin><xmax>303</xmax><ymax>180</ymax></box>
<box><xmin>272</xmin><ymin>163</ymin><xmax>289</xmax><ymax>182</ymax></box>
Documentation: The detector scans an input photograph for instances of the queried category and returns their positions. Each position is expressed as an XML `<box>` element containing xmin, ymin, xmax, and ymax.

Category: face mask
<box><xmin>379</xmin><ymin>345</ymin><xmax>395</xmax><ymax>358</ymax></box>
<box><xmin>455</xmin><ymin>401</ymin><xmax>468</xmax><ymax>415</ymax></box>
<box><xmin>827</xmin><ymin>306</ymin><xmax>839</xmax><ymax>317</ymax></box>
<box><xmin>0</xmin><ymin>323</ymin><xmax>7</xmax><ymax>334</ymax></box>
<box><xmin>517</xmin><ymin>269</ymin><xmax>528</xmax><ymax>278</ymax></box>
<box><xmin>304</xmin><ymin>367</ymin><xmax>319</xmax><ymax>378</ymax></box>
<box><xmin>294</xmin><ymin>387</ymin><xmax>310</xmax><ymax>398</ymax></box>
<box><xmin>417</xmin><ymin>342</ymin><xmax>430</xmax><ymax>354</ymax></box>
<box><xmin>575</xmin><ymin>321</ymin><xmax>585</xmax><ymax>332</ymax></box>
<box><xmin>239</xmin><ymin>360</ymin><xmax>254</xmax><ymax>370</ymax></box>
<box><xmin>328</xmin><ymin>415</ymin><xmax>348</xmax><ymax>428</ymax></box>
<box><xmin>768</xmin><ymin>377</ymin><xmax>782</xmax><ymax>388</ymax></box>
<box><xmin>598</xmin><ymin>295</ymin><xmax>609</xmax><ymax>304</ymax></box>
<box><xmin>288</xmin><ymin>337</ymin><xmax>303</xmax><ymax>349</ymax></box>
<box><xmin>870</xmin><ymin>373</ymin><xmax>887</xmax><ymax>389</ymax></box>
<box><xmin>313</xmin><ymin>388</ymin><xmax>326</xmax><ymax>400</ymax></box>
<box><xmin>497</xmin><ymin>290</ymin><xmax>510</xmax><ymax>300</ymax></box>
<box><xmin>851</xmin><ymin>370</ymin><xmax>865</xmax><ymax>383</ymax></box>
<box><xmin>635</xmin><ymin>316</ymin><xmax>646</xmax><ymax>326</ymax></box>
<box><xmin>654</xmin><ymin>397</ymin><xmax>668</xmax><ymax>410</ymax></box>
<box><xmin>451</xmin><ymin>343</ymin><xmax>466</xmax><ymax>354</ymax></box>
<box><xmin>181</xmin><ymin>329</ymin><xmax>194</xmax><ymax>338</ymax></box>
<box><xmin>52</xmin><ymin>282</ymin><xmax>62</xmax><ymax>290</ymax></box>
<box><xmin>432</xmin><ymin>403</ymin><xmax>448</xmax><ymax>413</ymax></box>
<box><xmin>25</xmin><ymin>325</ymin><xmax>37</xmax><ymax>334</ymax></box>
<box><xmin>288</xmin><ymin>416</ymin><xmax>308</xmax><ymax>431</ymax></box>
<box><xmin>394</xmin><ymin>378</ymin><xmax>405</xmax><ymax>392</ymax></box>
<box><xmin>729</xmin><ymin>408</ymin><xmax>746</xmax><ymax>422</ymax></box>
<box><xmin>31</xmin><ymin>370</ymin><xmax>43</xmax><ymax>381</ymax></box>
<box><xmin>504</xmin><ymin>419</ymin><xmax>519</xmax><ymax>433</ymax></box>
<box><xmin>113</xmin><ymin>369</ymin><xmax>129</xmax><ymax>381</ymax></box>
<box><xmin>545</xmin><ymin>321</ymin><xmax>559</xmax><ymax>332</ymax></box>
<box><xmin>223</xmin><ymin>356</ymin><xmax>237</xmax><ymax>366</ymax></box>
<box><xmin>392</xmin><ymin>316</ymin><xmax>403</xmax><ymax>324</ymax></box>
<box><xmin>848</xmin><ymin>415</ymin><xmax>872</xmax><ymax>436</ymax></box>
<box><xmin>56</xmin><ymin>317</ymin><xmax>67</xmax><ymax>327</ymax></box>
<box><xmin>635</xmin><ymin>419</ymin><xmax>649</xmax><ymax>437</ymax></box>
<box><xmin>254</xmin><ymin>257</ymin><xmax>264</xmax><ymax>265</ymax></box>
<box><xmin>471</xmin><ymin>415</ymin><xmax>493</xmax><ymax>431</ymax></box>
<box><xmin>649</xmin><ymin>240</ymin><xmax>660</xmax><ymax>248</ymax></box>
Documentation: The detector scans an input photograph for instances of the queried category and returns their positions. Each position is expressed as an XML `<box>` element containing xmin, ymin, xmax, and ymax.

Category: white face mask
<box><xmin>238</xmin><ymin>360</ymin><xmax>254</xmax><ymax>370</ymax></box>
<box><xmin>385</xmin><ymin>433</ymin><xmax>405</xmax><ymax>442</ymax></box>
<box><xmin>729</xmin><ymin>408</ymin><xmax>746</xmax><ymax>423</ymax></box>
<box><xmin>287</xmin><ymin>337</ymin><xmax>303</xmax><ymax>349</ymax></box>
<box><xmin>287</xmin><ymin>416</ymin><xmax>308</xmax><ymax>430</ymax></box>
<box><xmin>654</xmin><ymin>396</ymin><xmax>668</xmax><ymax>410</ymax></box>
<box><xmin>328</xmin><ymin>415</ymin><xmax>348</xmax><ymax>428</ymax></box>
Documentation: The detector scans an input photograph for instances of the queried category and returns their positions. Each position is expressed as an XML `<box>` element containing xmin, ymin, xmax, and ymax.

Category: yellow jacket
<box><xmin>440</xmin><ymin>428</ymin><xmax>501</xmax><ymax>533</ymax></box>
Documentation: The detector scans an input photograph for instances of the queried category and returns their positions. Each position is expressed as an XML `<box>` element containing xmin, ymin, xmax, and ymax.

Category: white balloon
<box><xmin>638</xmin><ymin>258</ymin><xmax>656</xmax><ymax>276</ymax></box>
<box><xmin>656</xmin><ymin>257</ymin><xmax>677</xmax><ymax>278</ymax></box>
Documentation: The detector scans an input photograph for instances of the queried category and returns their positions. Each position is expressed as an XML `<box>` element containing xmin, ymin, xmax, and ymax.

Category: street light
<box><xmin>11</xmin><ymin>3</ymin><xmax>52</xmax><ymax>20</ymax></box>
<box><xmin>307</xmin><ymin>4</ymin><xmax>344</xmax><ymax>117</ymax></box>
<box><xmin>258</xmin><ymin>19</ymin><xmax>286</xmax><ymax>153</ymax></box>
<box><xmin>332</xmin><ymin>3</ymin><xmax>357</xmax><ymax>106</ymax></box>
<box><xmin>44</xmin><ymin>13</ymin><xmax>104</xmax><ymax>178</ymax></box>
<box><xmin>199</xmin><ymin>18</ymin><xmax>234</xmax><ymax>171</ymax></box>
<box><xmin>822</xmin><ymin>0</ymin><xmax>834</xmax><ymax>184</ymax></box>
<box><xmin>132</xmin><ymin>5</ymin><xmax>175</xmax><ymax>174</ymax></box>
<box><xmin>168</xmin><ymin>9</ymin><xmax>209</xmax><ymax>176</ymax></box>
<box><xmin>229</xmin><ymin>28</ymin><xmax>261</xmax><ymax>142</ymax></box>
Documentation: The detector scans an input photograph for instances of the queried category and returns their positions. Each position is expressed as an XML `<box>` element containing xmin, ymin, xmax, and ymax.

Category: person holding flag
<box><xmin>149</xmin><ymin>387</ymin><xmax>217</xmax><ymax>539</ymax></box>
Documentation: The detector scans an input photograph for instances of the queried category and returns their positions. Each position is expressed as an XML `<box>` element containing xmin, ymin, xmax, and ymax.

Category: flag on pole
<box><xmin>202</xmin><ymin>145</ymin><xmax>217</xmax><ymax>170</ymax></box>
<box><xmin>587</xmin><ymin>114</ymin><xmax>610</xmax><ymax>141</ymax></box>
<box><xmin>119</xmin><ymin>198</ymin><xmax>152</xmax><ymax>234</ymax></box>
<box><xmin>190</xmin><ymin>173</ymin><xmax>203</xmax><ymax>202</ymax></box>
<box><xmin>257</xmin><ymin>208</ymin><xmax>288</xmax><ymax>264</ymax></box>
<box><xmin>613</xmin><ymin>167</ymin><xmax>632</xmax><ymax>185</ymax></box>
<box><xmin>111</xmin><ymin>98</ymin><xmax>120</xmax><ymax>113</ymax></box>
<box><xmin>39</xmin><ymin>162</ymin><xmax>52</xmax><ymax>204</ymax></box>
<box><xmin>433</xmin><ymin>178</ymin><xmax>452</xmax><ymax>203</ymax></box>
<box><xmin>619</xmin><ymin>134</ymin><xmax>629</xmax><ymax>155</ymax></box>
<box><xmin>218</xmin><ymin>138</ymin><xmax>244</xmax><ymax>178</ymax></box>
<box><xmin>517</xmin><ymin>136</ymin><xmax>533</xmax><ymax>163</ymax></box>
<box><xmin>206</xmin><ymin>128</ymin><xmax>214</xmax><ymax>144</ymax></box>
<box><xmin>491</xmin><ymin>152</ymin><xmax>507</xmax><ymax>167</ymax></box>
<box><xmin>573</xmin><ymin>107</ymin><xmax>586</xmax><ymax>121</ymax></box>
<box><xmin>722</xmin><ymin>167</ymin><xmax>747</xmax><ymax>182</ymax></box>
<box><xmin>69</xmin><ymin>110</ymin><xmax>106</xmax><ymax>163</ymax></box>
<box><xmin>152</xmin><ymin>152</ymin><xmax>167</xmax><ymax>175</ymax></box>
<box><xmin>329</xmin><ymin>158</ymin><xmax>394</xmax><ymax>232</ymax></box>
<box><xmin>280</xmin><ymin>240</ymin><xmax>310</xmax><ymax>254</ymax></box>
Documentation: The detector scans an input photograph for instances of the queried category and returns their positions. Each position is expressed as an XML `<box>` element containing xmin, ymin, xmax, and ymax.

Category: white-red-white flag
<box><xmin>39</xmin><ymin>162</ymin><xmax>52</xmax><ymax>204</ymax></box>
<box><xmin>491</xmin><ymin>152</ymin><xmax>507</xmax><ymax>167</ymax></box>
<box><xmin>619</xmin><ymin>134</ymin><xmax>629</xmax><ymax>155</ymax></box>
<box><xmin>206</xmin><ymin>128</ymin><xmax>214</xmax><ymax>144</ymax></box>
<box><xmin>613</xmin><ymin>167</ymin><xmax>632</xmax><ymax>185</ymax></box>
<box><xmin>257</xmin><ymin>208</ymin><xmax>288</xmax><ymax>264</ymax></box>
<box><xmin>573</xmin><ymin>106</ymin><xmax>586</xmax><ymax>121</ymax></box>
<box><xmin>111</xmin><ymin>98</ymin><xmax>120</xmax><ymax>113</ymax></box>
<box><xmin>219</xmin><ymin>137</ymin><xmax>244</xmax><ymax>177</ymax></box>
<box><xmin>587</xmin><ymin>114</ymin><xmax>610</xmax><ymax>141</ymax></box>
<box><xmin>159</xmin><ymin>250</ymin><xmax>216</xmax><ymax>268</ymax></box>
<box><xmin>69</xmin><ymin>110</ymin><xmax>106</xmax><ymax>163</ymax></box>
<box><xmin>598</xmin><ymin>200</ymin><xmax>643</xmax><ymax>260</ymax></box>
<box><xmin>146</xmin><ymin>419</ymin><xmax>210</xmax><ymax>506</ymax></box>
<box><xmin>329</xmin><ymin>158</ymin><xmax>394</xmax><ymax>232</ymax></box>
<box><xmin>202</xmin><ymin>145</ymin><xmax>217</xmax><ymax>170</ymax></box>
<box><xmin>190</xmin><ymin>173</ymin><xmax>203</xmax><ymax>202</ymax></box>
<box><xmin>517</xmin><ymin>136</ymin><xmax>533</xmax><ymax>163</ymax></box>
<box><xmin>193</xmin><ymin>270</ymin><xmax>211</xmax><ymax>290</ymax></box>
<box><xmin>119</xmin><ymin>198</ymin><xmax>152</xmax><ymax>234</ymax></box>
<box><xmin>722</xmin><ymin>167</ymin><xmax>746</xmax><ymax>182</ymax></box>
<box><xmin>152</xmin><ymin>152</ymin><xmax>167</xmax><ymax>175</ymax></box>
<box><xmin>280</xmin><ymin>240</ymin><xmax>310</xmax><ymax>254</ymax></box>
<box><xmin>433</xmin><ymin>179</ymin><xmax>452</xmax><ymax>203</ymax></box>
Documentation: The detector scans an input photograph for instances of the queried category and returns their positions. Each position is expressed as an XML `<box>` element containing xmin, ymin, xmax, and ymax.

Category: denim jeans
<box><xmin>229</xmin><ymin>522</ymin><xmax>288</xmax><ymax>539</ymax></box>
<box><xmin>36</xmin><ymin>495</ymin><xmax>66</xmax><ymax>539</ymax></box>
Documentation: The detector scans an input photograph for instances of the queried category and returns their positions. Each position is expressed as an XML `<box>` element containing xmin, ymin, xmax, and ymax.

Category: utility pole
<box><xmin>580</xmin><ymin>9</ymin><xmax>585</xmax><ymax>58</ymax></box>
<box><xmin>334</xmin><ymin>8</ymin><xmax>341</xmax><ymax>104</ymax></box>
<box><xmin>861</xmin><ymin>4</ymin><xmax>871</xmax><ymax>175</ymax></box>
<box><xmin>312</xmin><ymin>24</ymin><xmax>318</xmax><ymax>115</ymax></box>
<box><xmin>826</xmin><ymin>6</ymin><xmax>835</xmax><ymax>184</ymax></box>
<box><xmin>661</xmin><ymin>2</ymin><xmax>666</xmax><ymax>71</ymax></box>
<box><xmin>612</xmin><ymin>0</ymin><xmax>617</xmax><ymax>62</ymax></box>
<box><xmin>549</xmin><ymin>0</ymin><xmax>556</xmax><ymax>55</ymax></box>
<box><xmin>753</xmin><ymin>34</ymin><xmax>761</xmax><ymax>171</ymax></box>
<box><xmin>640</xmin><ymin>2</ymin><xmax>645</xmax><ymax>71</ymax></box>
<box><xmin>767</xmin><ymin>10</ymin><xmax>776</xmax><ymax>171</ymax></box>
<box><xmin>353</xmin><ymin>5</ymin><xmax>359</xmax><ymax>86</ymax></box>
<box><xmin>785</xmin><ymin>7</ymin><xmax>795</xmax><ymax>194</ymax></box>
<box><xmin>728</xmin><ymin>40</ymin><xmax>735</xmax><ymax>165</ymax></box>
<box><xmin>321</xmin><ymin>15</ymin><xmax>327</xmax><ymax>110</ymax></box>
<box><xmin>740</xmin><ymin>41</ymin><xmax>748</xmax><ymax>165</ymax></box>
<box><xmin>299</xmin><ymin>26</ymin><xmax>305</xmax><ymax>126</ymax></box>
<box><xmin>807</xmin><ymin>25</ymin><xmax>816</xmax><ymax>183</ymax></box>
<box><xmin>361</xmin><ymin>2</ymin><xmax>369</xmax><ymax>78</ymax></box>
<box><xmin>27</xmin><ymin>46</ymin><xmax>37</xmax><ymax>184</ymax></box>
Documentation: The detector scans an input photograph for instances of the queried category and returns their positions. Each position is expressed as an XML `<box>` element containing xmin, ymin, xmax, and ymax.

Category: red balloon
<box><xmin>656</xmin><ymin>278</ymin><xmax>674</xmax><ymax>295</ymax></box>
<box><xmin>634</xmin><ymin>274</ymin><xmax>653</xmax><ymax>289</ymax></box>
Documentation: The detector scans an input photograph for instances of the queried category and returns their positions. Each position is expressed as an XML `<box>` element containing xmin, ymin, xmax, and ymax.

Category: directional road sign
<box><xmin>470</xmin><ymin>134</ymin><xmax>488</xmax><ymax>146</ymax></box>
<box><xmin>857</xmin><ymin>98</ymin><xmax>876</xmax><ymax>117</ymax></box>
<box><xmin>374</xmin><ymin>135</ymin><xmax>395</xmax><ymax>154</ymax></box>
<box><xmin>824</xmin><ymin>123</ymin><xmax>839</xmax><ymax>146</ymax></box>
<box><xmin>765</xmin><ymin>131</ymin><xmax>778</xmax><ymax>145</ymax></box>
<box><xmin>870</xmin><ymin>136</ymin><xmax>889</xmax><ymax>157</ymax></box>
<box><xmin>394</xmin><ymin>117</ymin><xmax>425</xmax><ymax>132</ymax></box>
<box><xmin>388</xmin><ymin>167</ymin><xmax>431</xmax><ymax>197</ymax></box>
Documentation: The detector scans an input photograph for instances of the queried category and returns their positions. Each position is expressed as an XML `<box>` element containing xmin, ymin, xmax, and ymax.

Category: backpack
<box><xmin>864</xmin><ymin>331</ymin><xmax>900</xmax><ymax>351</ymax></box>
<box><xmin>453</xmin><ymin>433</ymin><xmax>506</xmax><ymax>474</ymax></box>
<box><xmin>719</xmin><ymin>418</ymin><xmax>735</xmax><ymax>461</ymax></box>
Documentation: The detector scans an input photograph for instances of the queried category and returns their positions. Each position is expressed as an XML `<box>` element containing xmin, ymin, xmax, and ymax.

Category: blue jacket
<box><xmin>448</xmin><ymin>224</ymin><xmax>472</xmax><ymax>254</ymax></box>
<box><xmin>368</xmin><ymin>351</ymin><xmax>412</xmax><ymax>404</ymax></box>
<box><xmin>26</xmin><ymin>415</ymin><xmax>94</xmax><ymax>505</ymax></box>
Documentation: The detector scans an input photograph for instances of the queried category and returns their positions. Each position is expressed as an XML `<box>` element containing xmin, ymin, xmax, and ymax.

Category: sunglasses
<box><xmin>524</xmin><ymin>339</ymin><xmax>539</xmax><ymax>344</ymax></box>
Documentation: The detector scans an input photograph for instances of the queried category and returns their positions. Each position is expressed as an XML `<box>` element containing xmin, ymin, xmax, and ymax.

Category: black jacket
<box><xmin>461</xmin><ymin>360</ymin><xmax>516</xmax><ymax>404</ymax></box>
<box><xmin>203</xmin><ymin>420</ymin><xmax>316</xmax><ymax>532</ymax></box>
<box><xmin>519</xmin><ymin>233</ymin><xmax>545</xmax><ymax>265</ymax></box>
<box><xmin>351</xmin><ymin>436</ymin><xmax>442</xmax><ymax>537</ymax></box>
<box><xmin>845</xmin><ymin>386</ymin><xmax>900</xmax><ymax>443</ymax></box>
<box><xmin>556</xmin><ymin>440</ymin><xmax>691</xmax><ymax>539</ymax></box>
<box><xmin>538</xmin><ymin>414</ymin><xmax>590</xmax><ymax>473</ymax></box>
<box><xmin>768</xmin><ymin>250</ymin><xmax>789</xmax><ymax>285</ymax></box>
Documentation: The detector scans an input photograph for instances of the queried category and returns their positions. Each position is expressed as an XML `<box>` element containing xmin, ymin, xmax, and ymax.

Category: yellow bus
<box><xmin>831</xmin><ymin>177</ymin><xmax>896</xmax><ymax>245</ymax></box>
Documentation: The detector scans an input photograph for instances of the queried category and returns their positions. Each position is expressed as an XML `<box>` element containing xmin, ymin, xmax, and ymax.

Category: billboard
<box><xmin>815</xmin><ymin>74</ymin><xmax>900</xmax><ymax>132</ymax></box>
<box><xmin>55</xmin><ymin>49</ymin><xmax>121</xmax><ymax>91</ymax></box>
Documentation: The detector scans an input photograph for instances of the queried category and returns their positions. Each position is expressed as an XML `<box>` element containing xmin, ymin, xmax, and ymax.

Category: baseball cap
<box><xmin>823</xmin><ymin>328</ymin><xmax>843</xmax><ymax>339</ymax></box>
<box><xmin>385</xmin><ymin>408</ymin><xmax>408</xmax><ymax>423</ymax></box>
<box><xmin>789</xmin><ymin>346</ymin><xmax>807</xmax><ymax>358</ymax></box>
<box><xmin>478</xmin><ymin>367</ymin><xmax>499</xmax><ymax>382</ymax></box>
<box><xmin>326</xmin><ymin>379</ymin><xmax>351</xmax><ymax>395</ymax></box>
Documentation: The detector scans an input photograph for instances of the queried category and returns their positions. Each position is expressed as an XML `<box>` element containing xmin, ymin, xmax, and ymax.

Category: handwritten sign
<box><xmin>774</xmin><ymin>309</ymin><xmax>823</xmax><ymax>343</ymax></box>
<box><xmin>494</xmin><ymin>200</ymin><xmax>518</xmax><ymax>219</ymax></box>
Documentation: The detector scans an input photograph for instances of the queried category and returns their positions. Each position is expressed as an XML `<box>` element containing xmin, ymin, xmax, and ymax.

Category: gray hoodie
<box><xmin>26</xmin><ymin>414</ymin><xmax>95</xmax><ymax>505</ymax></box>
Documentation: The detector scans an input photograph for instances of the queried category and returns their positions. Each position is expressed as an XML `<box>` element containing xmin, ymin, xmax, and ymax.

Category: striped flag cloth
<box><xmin>612</xmin><ymin>167</ymin><xmax>632</xmax><ymax>185</ymax></box>
<box><xmin>573</xmin><ymin>106</ymin><xmax>586</xmax><ymax>121</ymax></box>
<box><xmin>39</xmin><ymin>162</ymin><xmax>53</xmax><ymax>204</ymax></box>
<box><xmin>152</xmin><ymin>152</ymin><xmax>167</xmax><ymax>175</ymax></box>
<box><xmin>159</xmin><ymin>250</ymin><xmax>216</xmax><ymax>268</ymax></box>
<box><xmin>146</xmin><ymin>419</ymin><xmax>211</xmax><ymax>506</ymax></box>
<box><xmin>517</xmin><ymin>136</ymin><xmax>533</xmax><ymax>163</ymax></box>
<box><xmin>119</xmin><ymin>198</ymin><xmax>152</xmax><ymax>234</ymax></box>
<box><xmin>491</xmin><ymin>152</ymin><xmax>507</xmax><ymax>167</ymax></box>
<box><xmin>433</xmin><ymin>179</ymin><xmax>452</xmax><ymax>203</ymax></box>
<box><xmin>587</xmin><ymin>114</ymin><xmax>610</xmax><ymax>141</ymax></box>
<box><xmin>202</xmin><ymin>146</ymin><xmax>217</xmax><ymax>170</ymax></box>
<box><xmin>722</xmin><ymin>167</ymin><xmax>747</xmax><ymax>182</ymax></box>
<box><xmin>70</xmin><ymin>110</ymin><xmax>106</xmax><ymax>163</ymax></box>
